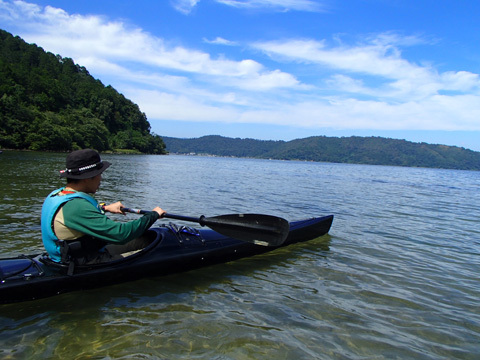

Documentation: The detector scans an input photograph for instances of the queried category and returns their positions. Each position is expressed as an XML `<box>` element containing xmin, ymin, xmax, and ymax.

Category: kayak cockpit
<box><xmin>39</xmin><ymin>228</ymin><xmax>165</xmax><ymax>274</ymax></box>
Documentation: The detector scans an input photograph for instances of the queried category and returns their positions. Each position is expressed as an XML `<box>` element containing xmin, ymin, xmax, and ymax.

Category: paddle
<box><xmin>121</xmin><ymin>207</ymin><xmax>290</xmax><ymax>246</ymax></box>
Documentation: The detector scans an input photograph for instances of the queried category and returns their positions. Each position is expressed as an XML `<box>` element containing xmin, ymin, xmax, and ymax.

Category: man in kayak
<box><xmin>41</xmin><ymin>149</ymin><xmax>166</xmax><ymax>265</ymax></box>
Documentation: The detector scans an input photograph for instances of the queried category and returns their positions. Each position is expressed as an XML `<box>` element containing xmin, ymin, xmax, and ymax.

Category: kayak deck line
<box><xmin>0</xmin><ymin>215</ymin><xmax>333</xmax><ymax>304</ymax></box>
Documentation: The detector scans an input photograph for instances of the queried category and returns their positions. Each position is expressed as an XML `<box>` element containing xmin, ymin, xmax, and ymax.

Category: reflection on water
<box><xmin>0</xmin><ymin>151</ymin><xmax>479</xmax><ymax>359</ymax></box>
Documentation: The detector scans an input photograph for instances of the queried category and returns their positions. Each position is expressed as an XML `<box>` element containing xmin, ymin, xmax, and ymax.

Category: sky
<box><xmin>1</xmin><ymin>0</ymin><xmax>480</xmax><ymax>151</ymax></box>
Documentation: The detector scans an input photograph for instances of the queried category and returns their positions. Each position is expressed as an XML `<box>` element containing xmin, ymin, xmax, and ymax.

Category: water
<box><xmin>0</xmin><ymin>151</ymin><xmax>479</xmax><ymax>359</ymax></box>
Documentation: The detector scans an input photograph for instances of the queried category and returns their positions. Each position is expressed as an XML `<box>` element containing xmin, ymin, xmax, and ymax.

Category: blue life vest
<box><xmin>41</xmin><ymin>187</ymin><xmax>101</xmax><ymax>262</ymax></box>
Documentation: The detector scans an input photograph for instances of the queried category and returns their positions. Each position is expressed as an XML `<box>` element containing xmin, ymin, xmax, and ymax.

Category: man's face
<box><xmin>85</xmin><ymin>174</ymin><xmax>102</xmax><ymax>193</ymax></box>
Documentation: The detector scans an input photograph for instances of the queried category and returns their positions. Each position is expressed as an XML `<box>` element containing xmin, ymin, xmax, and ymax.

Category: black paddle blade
<box><xmin>121</xmin><ymin>209</ymin><xmax>290</xmax><ymax>247</ymax></box>
<box><xmin>200</xmin><ymin>213</ymin><xmax>290</xmax><ymax>247</ymax></box>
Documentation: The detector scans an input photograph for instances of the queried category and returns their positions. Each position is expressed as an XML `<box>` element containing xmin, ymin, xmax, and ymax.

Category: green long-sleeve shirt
<box><xmin>54</xmin><ymin>198</ymin><xmax>159</xmax><ymax>244</ymax></box>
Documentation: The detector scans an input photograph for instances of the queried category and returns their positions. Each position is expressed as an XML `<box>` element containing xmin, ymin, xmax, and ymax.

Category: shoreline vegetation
<box><xmin>0</xmin><ymin>148</ymin><xmax>144</xmax><ymax>155</ymax></box>
<box><xmin>1</xmin><ymin>29</ymin><xmax>479</xmax><ymax>170</ymax></box>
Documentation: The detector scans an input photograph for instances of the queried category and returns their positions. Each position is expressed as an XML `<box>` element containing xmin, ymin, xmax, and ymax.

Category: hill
<box><xmin>0</xmin><ymin>29</ymin><xmax>166</xmax><ymax>154</ymax></box>
<box><xmin>162</xmin><ymin>136</ymin><xmax>282</xmax><ymax>158</ymax></box>
<box><xmin>162</xmin><ymin>135</ymin><xmax>480</xmax><ymax>171</ymax></box>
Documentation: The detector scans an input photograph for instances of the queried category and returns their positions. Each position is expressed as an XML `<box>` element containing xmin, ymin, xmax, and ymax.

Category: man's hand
<box><xmin>153</xmin><ymin>207</ymin><xmax>166</xmax><ymax>218</ymax></box>
<box><xmin>104</xmin><ymin>201</ymin><xmax>126</xmax><ymax>215</ymax></box>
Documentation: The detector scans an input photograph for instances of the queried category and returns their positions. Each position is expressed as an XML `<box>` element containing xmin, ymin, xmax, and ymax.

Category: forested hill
<box><xmin>162</xmin><ymin>135</ymin><xmax>480</xmax><ymax>170</ymax></box>
<box><xmin>0</xmin><ymin>29</ymin><xmax>166</xmax><ymax>154</ymax></box>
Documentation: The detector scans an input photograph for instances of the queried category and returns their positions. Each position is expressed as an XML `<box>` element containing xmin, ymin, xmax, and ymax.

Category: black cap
<box><xmin>60</xmin><ymin>149</ymin><xmax>111</xmax><ymax>179</ymax></box>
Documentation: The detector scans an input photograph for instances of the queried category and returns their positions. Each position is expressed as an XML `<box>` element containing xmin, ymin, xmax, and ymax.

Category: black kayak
<box><xmin>0</xmin><ymin>215</ymin><xmax>333</xmax><ymax>304</ymax></box>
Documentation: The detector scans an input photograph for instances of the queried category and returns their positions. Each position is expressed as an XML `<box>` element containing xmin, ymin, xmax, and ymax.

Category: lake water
<box><xmin>0</xmin><ymin>151</ymin><xmax>479</xmax><ymax>359</ymax></box>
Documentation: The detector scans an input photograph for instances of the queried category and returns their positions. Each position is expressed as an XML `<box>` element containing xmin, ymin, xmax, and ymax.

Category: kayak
<box><xmin>0</xmin><ymin>215</ymin><xmax>333</xmax><ymax>304</ymax></box>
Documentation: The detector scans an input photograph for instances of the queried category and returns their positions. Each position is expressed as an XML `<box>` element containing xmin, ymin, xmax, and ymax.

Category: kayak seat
<box><xmin>39</xmin><ymin>228</ymin><xmax>164</xmax><ymax>275</ymax></box>
<box><xmin>106</xmin><ymin>230</ymin><xmax>159</xmax><ymax>260</ymax></box>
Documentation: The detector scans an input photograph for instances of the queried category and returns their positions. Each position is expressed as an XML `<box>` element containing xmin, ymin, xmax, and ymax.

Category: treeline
<box><xmin>0</xmin><ymin>29</ymin><xmax>166</xmax><ymax>154</ymax></box>
<box><xmin>162</xmin><ymin>135</ymin><xmax>480</xmax><ymax>171</ymax></box>
<box><xmin>163</xmin><ymin>136</ymin><xmax>282</xmax><ymax>158</ymax></box>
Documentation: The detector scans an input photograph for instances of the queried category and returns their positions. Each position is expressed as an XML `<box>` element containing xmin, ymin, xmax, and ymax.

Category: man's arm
<box><xmin>61</xmin><ymin>199</ymin><xmax>160</xmax><ymax>244</ymax></box>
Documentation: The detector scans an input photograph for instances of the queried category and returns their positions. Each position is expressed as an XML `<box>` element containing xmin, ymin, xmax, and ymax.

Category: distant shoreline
<box><xmin>161</xmin><ymin>135</ymin><xmax>480</xmax><ymax>171</ymax></box>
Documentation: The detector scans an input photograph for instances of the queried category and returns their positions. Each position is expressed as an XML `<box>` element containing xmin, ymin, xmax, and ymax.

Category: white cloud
<box><xmin>0</xmin><ymin>0</ymin><xmax>39</xmax><ymax>21</ymax></box>
<box><xmin>203</xmin><ymin>36</ymin><xmax>238</xmax><ymax>46</ymax></box>
<box><xmin>440</xmin><ymin>71</ymin><xmax>480</xmax><ymax>92</ymax></box>
<box><xmin>170</xmin><ymin>0</ymin><xmax>325</xmax><ymax>14</ymax></box>
<box><xmin>171</xmin><ymin>0</ymin><xmax>200</xmax><ymax>15</ymax></box>
<box><xmin>216</xmin><ymin>0</ymin><xmax>325</xmax><ymax>12</ymax></box>
<box><xmin>254</xmin><ymin>35</ymin><xmax>480</xmax><ymax>102</ymax></box>
<box><xmin>233</xmin><ymin>95</ymin><xmax>480</xmax><ymax>131</ymax></box>
<box><xmin>254</xmin><ymin>38</ymin><xmax>428</xmax><ymax>80</ymax></box>
<box><xmin>77</xmin><ymin>56</ymin><xmax>192</xmax><ymax>92</ymax></box>
<box><xmin>326</xmin><ymin>75</ymin><xmax>372</xmax><ymax>95</ymax></box>
<box><xmin>128</xmin><ymin>90</ymin><xmax>238</xmax><ymax>121</ymax></box>
<box><xmin>223</xmin><ymin>69</ymin><xmax>302</xmax><ymax>90</ymax></box>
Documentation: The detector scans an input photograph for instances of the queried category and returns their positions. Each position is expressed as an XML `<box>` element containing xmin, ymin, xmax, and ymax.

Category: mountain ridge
<box><xmin>162</xmin><ymin>135</ymin><xmax>480</xmax><ymax>170</ymax></box>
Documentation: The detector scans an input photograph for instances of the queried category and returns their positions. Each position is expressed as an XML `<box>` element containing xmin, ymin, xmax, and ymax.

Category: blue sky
<box><xmin>1</xmin><ymin>0</ymin><xmax>480</xmax><ymax>151</ymax></box>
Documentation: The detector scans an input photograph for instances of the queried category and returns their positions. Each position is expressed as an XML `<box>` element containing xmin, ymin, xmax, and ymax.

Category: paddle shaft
<box><xmin>121</xmin><ymin>208</ymin><xmax>199</xmax><ymax>223</ymax></box>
